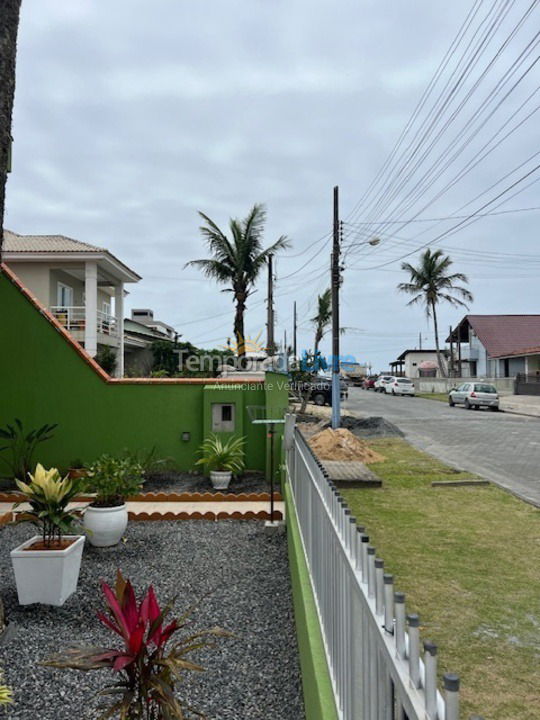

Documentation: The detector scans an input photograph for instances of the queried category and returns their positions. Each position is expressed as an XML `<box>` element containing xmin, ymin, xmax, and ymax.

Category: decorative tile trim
<box><xmin>128</xmin><ymin>510</ymin><xmax>283</xmax><ymax>522</ymax></box>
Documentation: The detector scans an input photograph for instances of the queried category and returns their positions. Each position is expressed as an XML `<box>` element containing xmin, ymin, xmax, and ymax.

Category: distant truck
<box><xmin>340</xmin><ymin>361</ymin><xmax>368</xmax><ymax>386</ymax></box>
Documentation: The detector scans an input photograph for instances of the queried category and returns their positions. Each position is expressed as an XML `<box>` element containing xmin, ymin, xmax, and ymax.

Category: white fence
<box><xmin>286</xmin><ymin>425</ymin><xmax>483</xmax><ymax>720</ymax></box>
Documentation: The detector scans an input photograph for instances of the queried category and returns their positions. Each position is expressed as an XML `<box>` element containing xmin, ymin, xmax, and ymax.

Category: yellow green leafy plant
<box><xmin>14</xmin><ymin>463</ymin><xmax>83</xmax><ymax>547</ymax></box>
<box><xmin>0</xmin><ymin>672</ymin><xmax>12</xmax><ymax>705</ymax></box>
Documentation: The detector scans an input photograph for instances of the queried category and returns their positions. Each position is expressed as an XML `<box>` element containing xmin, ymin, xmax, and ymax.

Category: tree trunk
<box><xmin>233</xmin><ymin>288</ymin><xmax>246</xmax><ymax>362</ymax></box>
<box><xmin>0</xmin><ymin>0</ymin><xmax>22</xmax><ymax>264</ymax></box>
<box><xmin>431</xmin><ymin>301</ymin><xmax>446</xmax><ymax>377</ymax></box>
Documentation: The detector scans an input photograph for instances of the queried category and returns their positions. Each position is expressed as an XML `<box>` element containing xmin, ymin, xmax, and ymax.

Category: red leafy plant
<box><xmin>43</xmin><ymin>571</ymin><xmax>230</xmax><ymax>719</ymax></box>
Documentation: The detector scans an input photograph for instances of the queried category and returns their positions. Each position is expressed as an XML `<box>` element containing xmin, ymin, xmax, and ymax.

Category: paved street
<box><xmin>343</xmin><ymin>388</ymin><xmax>540</xmax><ymax>506</ymax></box>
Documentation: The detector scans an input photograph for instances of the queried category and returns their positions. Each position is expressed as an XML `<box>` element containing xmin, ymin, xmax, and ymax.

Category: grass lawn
<box><xmin>415</xmin><ymin>392</ymin><xmax>448</xmax><ymax>402</ymax></box>
<box><xmin>342</xmin><ymin>438</ymin><xmax>540</xmax><ymax>720</ymax></box>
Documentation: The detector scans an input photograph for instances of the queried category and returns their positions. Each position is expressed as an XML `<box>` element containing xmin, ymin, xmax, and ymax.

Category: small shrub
<box><xmin>195</xmin><ymin>434</ymin><xmax>245</xmax><ymax>474</ymax></box>
<box><xmin>0</xmin><ymin>418</ymin><xmax>57</xmax><ymax>482</ymax></box>
<box><xmin>95</xmin><ymin>346</ymin><xmax>117</xmax><ymax>375</ymax></box>
<box><xmin>43</xmin><ymin>571</ymin><xmax>230</xmax><ymax>720</ymax></box>
<box><xmin>85</xmin><ymin>455</ymin><xmax>144</xmax><ymax>506</ymax></box>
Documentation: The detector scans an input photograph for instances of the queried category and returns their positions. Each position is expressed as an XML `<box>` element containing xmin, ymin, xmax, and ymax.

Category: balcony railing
<box><xmin>50</xmin><ymin>306</ymin><xmax>118</xmax><ymax>336</ymax></box>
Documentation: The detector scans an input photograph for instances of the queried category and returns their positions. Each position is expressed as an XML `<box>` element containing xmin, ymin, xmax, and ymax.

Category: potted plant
<box><xmin>195</xmin><ymin>433</ymin><xmax>245</xmax><ymax>490</ymax></box>
<box><xmin>10</xmin><ymin>464</ymin><xmax>85</xmax><ymax>606</ymax></box>
<box><xmin>83</xmin><ymin>455</ymin><xmax>144</xmax><ymax>547</ymax></box>
<box><xmin>44</xmin><ymin>571</ymin><xmax>229</xmax><ymax>719</ymax></box>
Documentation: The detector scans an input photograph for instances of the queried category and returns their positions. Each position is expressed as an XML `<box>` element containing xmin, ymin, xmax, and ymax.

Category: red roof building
<box><xmin>447</xmin><ymin>315</ymin><xmax>540</xmax><ymax>378</ymax></box>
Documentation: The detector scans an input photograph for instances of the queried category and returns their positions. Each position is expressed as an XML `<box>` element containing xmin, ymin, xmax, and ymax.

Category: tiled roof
<box><xmin>467</xmin><ymin>315</ymin><xmax>540</xmax><ymax>358</ymax></box>
<box><xmin>4</xmin><ymin>229</ymin><xmax>103</xmax><ymax>253</ymax></box>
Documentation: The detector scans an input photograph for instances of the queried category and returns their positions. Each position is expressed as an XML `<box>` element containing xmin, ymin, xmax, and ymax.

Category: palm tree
<box><xmin>398</xmin><ymin>248</ymin><xmax>473</xmax><ymax>377</ymax></box>
<box><xmin>0</xmin><ymin>0</ymin><xmax>23</xmax><ymax>263</ymax></box>
<box><xmin>311</xmin><ymin>288</ymin><xmax>332</xmax><ymax>358</ymax></box>
<box><xmin>186</xmin><ymin>204</ymin><xmax>289</xmax><ymax>358</ymax></box>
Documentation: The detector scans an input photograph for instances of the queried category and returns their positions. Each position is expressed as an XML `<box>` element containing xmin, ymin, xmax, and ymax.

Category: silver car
<box><xmin>448</xmin><ymin>382</ymin><xmax>500</xmax><ymax>411</ymax></box>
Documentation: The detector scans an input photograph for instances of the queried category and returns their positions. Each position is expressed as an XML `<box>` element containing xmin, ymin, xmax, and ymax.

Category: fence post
<box><xmin>367</xmin><ymin>546</ymin><xmax>376</xmax><ymax>598</ymax></box>
<box><xmin>383</xmin><ymin>574</ymin><xmax>394</xmax><ymax>634</ymax></box>
<box><xmin>395</xmin><ymin>592</ymin><xmax>406</xmax><ymax>658</ymax></box>
<box><xmin>444</xmin><ymin>673</ymin><xmax>460</xmax><ymax>720</ymax></box>
<box><xmin>375</xmin><ymin>558</ymin><xmax>384</xmax><ymax>616</ymax></box>
<box><xmin>424</xmin><ymin>640</ymin><xmax>438</xmax><ymax>720</ymax></box>
<box><xmin>355</xmin><ymin>526</ymin><xmax>365</xmax><ymax>573</ymax></box>
<box><xmin>407</xmin><ymin>614</ymin><xmax>420</xmax><ymax>689</ymax></box>
<box><xmin>360</xmin><ymin>534</ymin><xmax>369</xmax><ymax>580</ymax></box>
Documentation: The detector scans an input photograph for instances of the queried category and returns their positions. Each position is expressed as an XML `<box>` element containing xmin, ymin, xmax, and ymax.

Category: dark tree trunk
<box><xmin>0</xmin><ymin>0</ymin><xmax>22</xmax><ymax>263</ymax></box>
<box><xmin>233</xmin><ymin>288</ymin><xmax>246</xmax><ymax>360</ymax></box>
<box><xmin>431</xmin><ymin>300</ymin><xmax>446</xmax><ymax>377</ymax></box>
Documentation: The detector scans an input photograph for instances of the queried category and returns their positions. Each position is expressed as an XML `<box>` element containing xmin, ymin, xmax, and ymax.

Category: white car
<box><xmin>374</xmin><ymin>375</ymin><xmax>395</xmax><ymax>393</ymax></box>
<box><xmin>385</xmin><ymin>377</ymin><xmax>416</xmax><ymax>396</ymax></box>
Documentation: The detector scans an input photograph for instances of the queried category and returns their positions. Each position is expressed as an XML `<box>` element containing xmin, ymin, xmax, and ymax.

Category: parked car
<box><xmin>310</xmin><ymin>376</ymin><xmax>349</xmax><ymax>406</ymax></box>
<box><xmin>374</xmin><ymin>375</ymin><xmax>395</xmax><ymax>393</ymax></box>
<box><xmin>362</xmin><ymin>376</ymin><xmax>378</xmax><ymax>390</ymax></box>
<box><xmin>385</xmin><ymin>377</ymin><xmax>415</xmax><ymax>396</ymax></box>
<box><xmin>448</xmin><ymin>382</ymin><xmax>500</xmax><ymax>410</ymax></box>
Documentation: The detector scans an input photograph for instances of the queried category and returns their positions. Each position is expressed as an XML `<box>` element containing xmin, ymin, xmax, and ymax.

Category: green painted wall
<box><xmin>284</xmin><ymin>481</ymin><xmax>339</xmax><ymax>720</ymax></box>
<box><xmin>0</xmin><ymin>272</ymin><xmax>285</xmax><ymax>474</ymax></box>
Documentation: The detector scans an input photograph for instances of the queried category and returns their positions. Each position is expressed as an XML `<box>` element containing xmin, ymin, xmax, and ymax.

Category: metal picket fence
<box><xmin>286</xmin><ymin>425</ymin><xmax>483</xmax><ymax>720</ymax></box>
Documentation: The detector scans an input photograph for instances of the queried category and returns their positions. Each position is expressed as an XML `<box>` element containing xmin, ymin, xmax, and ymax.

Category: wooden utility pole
<box><xmin>293</xmin><ymin>301</ymin><xmax>297</xmax><ymax>359</ymax></box>
<box><xmin>331</xmin><ymin>186</ymin><xmax>341</xmax><ymax>429</ymax></box>
<box><xmin>449</xmin><ymin>325</ymin><xmax>454</xmax><ymax>377</ymax></box>
<box><xmin>266</xmin><ymin>254</ymin><xmax>274</xmax><ymax>355</ymax></box>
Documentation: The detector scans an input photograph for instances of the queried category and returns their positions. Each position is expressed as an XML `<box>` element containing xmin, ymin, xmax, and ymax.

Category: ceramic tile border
<box><xmin>128</xmin><ymin>509</ymin><xmax>283</xmax><ymax>521</ymax></box>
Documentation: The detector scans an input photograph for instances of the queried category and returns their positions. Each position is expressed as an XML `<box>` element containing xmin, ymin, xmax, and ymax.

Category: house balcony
<box><xmin>50</xmin><ymin>306</ymin><xmax>119</xmax><ymax>346</ymax></box>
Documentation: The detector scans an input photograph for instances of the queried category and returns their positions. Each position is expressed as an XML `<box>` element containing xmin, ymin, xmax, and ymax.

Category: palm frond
<box><xmin>184</xmin><ymin>259</ymin><xmax>232</xmax><ymax>284</ymax></box>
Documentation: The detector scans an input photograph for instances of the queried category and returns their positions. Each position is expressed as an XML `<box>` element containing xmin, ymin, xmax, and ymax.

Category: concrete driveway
<box><xmin>343</xmin><ymin>388</ymin><xmax>540</xmax><ymax>507</ymax></box>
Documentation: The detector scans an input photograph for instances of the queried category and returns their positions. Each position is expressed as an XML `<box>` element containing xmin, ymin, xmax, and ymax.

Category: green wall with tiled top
<box><xmin>0</xmin><ymin>271</ymin><xmax>287</xmax><ymax>477</ymax></box>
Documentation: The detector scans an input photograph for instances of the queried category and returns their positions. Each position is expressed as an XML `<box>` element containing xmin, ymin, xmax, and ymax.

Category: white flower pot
<box><xmin>10</xmin><ymin>535</ymin><xmax>85</xmax><ymax>607</ymax></box>
<box><xmin>84</xmin><ymin>503</ymin><xmax>128</xmax><ymax>547</ymax></box>
<box><xmin>210</xmin><ymin>470</ymin><xmax>232</xmax><ymax>490</ymax></box>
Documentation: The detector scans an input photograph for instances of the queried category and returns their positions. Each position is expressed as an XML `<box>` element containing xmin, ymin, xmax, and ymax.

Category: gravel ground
<box><xmin>0</xmin><ymin>521</ymin><xmax>304</xmax><ymax>720</ymax></box>
<box><xmin>142</xmin><ymin>470</ymin><xmax>273</xmax><ymax>495</ymax></box>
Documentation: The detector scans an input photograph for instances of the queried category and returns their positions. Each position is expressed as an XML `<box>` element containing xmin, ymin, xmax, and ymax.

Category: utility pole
<box><xmin>419</xmin><ymin>331</ymin><xmax>422</xmax><ymax>350</ymax></box>
<box><xmin>331</xmin><ymin>186</ymin><xmax>341</xmax><ymax>429</ymax></box>
<box><xmin>293</xmin><ymin>301</ymin><xmax>297</xmax><ymax>360</ymax></box>
<box><xmin>266</xmin><ymin>254</ymin><xmax>274</xmax><ymax>355</ymax></box>
<box><xmin>449</xmin><ymin>325</ymin><xmax>454</xmax><ymax>377</ymax></box>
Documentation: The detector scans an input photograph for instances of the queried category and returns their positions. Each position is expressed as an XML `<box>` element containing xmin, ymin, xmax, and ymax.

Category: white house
<box><xmin>390</xmin><ymin>349</ymin><xmax>449</xmax><ymax>378</ymax></box>
<box><xmin>3</xmin><ymin>230</ymin><xmax>141</xmax><ymax>376</ymax></box>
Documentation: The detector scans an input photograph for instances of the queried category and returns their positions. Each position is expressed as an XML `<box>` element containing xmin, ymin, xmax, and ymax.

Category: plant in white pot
<box><xmin>83</xmin><ymin>455</ymin><xmax>144</xmax><ymax>547</ymax></box>
<box><xmin>11</xmin><ymin>464</ymin><xmax>85</xmax><ymax>606</ymax></box>
<box><xmin>195</xmin><ymin>434</ymin><xmax>245</xmax><ymax>490</ymax></box>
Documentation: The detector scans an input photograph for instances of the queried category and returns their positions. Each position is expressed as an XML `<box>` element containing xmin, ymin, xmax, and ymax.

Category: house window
<box><xmin>102</xmin><ymin>301</ymin><xmax>111</xmax><ymax>316</ymax></box>
<box><xmin>57</xmin><ymin>282</ymin><xmax>73</xmax><ymax>308</ymax></box>
<box><xmin>212</xmin><ymin>403</ymin><xmax>235</xmax><ymax>432</ymax></box>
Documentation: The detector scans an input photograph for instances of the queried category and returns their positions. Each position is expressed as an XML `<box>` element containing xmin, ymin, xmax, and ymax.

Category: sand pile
<box><xmin>308</xmin><ymin>428</ymin><xmax>385</xmax><ymax>463</ymax></box>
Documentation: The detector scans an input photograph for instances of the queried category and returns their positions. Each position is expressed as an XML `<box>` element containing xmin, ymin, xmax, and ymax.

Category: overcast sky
<box><xmin>6</xmin><ymin>0</ymin><xmax>540</xmax><ymax>371</ymax></box>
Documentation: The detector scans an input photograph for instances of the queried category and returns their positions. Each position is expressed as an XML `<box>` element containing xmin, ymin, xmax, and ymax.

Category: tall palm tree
<box><xmin>0</xmin><ymin>0</ymin><xmax>23</xmax><ymax>263</ymax></box>
<box><xmin>311</xmin><ymin>288</ymin><xmax>332</xmax><ymax>358</ymax></box>
<box><xmin>186</xmin><ymin>204</ymin><xmax>289</xmax><ymax>357</ymax></box>
<box><xmin>398</xmin><ymin>248</ymin><xmax>473</xmax><ymax>377</ymax></box>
